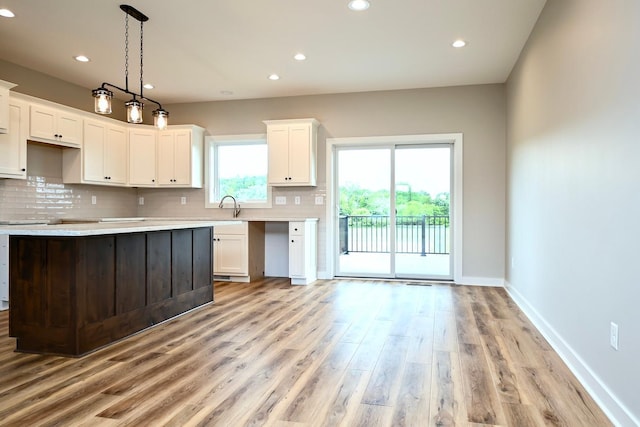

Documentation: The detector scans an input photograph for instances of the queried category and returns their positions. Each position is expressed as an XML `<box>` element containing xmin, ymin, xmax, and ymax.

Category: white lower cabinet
<box><xmin>289</xmin><ymin>220</ymin><xmax>317</xmax><ymax>285</ymax></box>
<box><xmin>213</xmin><ymin>222</ymin><xmax>265</xmax><ymax>282</ymax></box>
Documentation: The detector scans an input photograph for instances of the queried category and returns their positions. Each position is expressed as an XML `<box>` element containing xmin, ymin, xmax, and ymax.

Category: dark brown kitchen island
<box><xmin>2</xmin><ymin>220</ymin><xmax>231</xmax><ymax>356</ymax></box>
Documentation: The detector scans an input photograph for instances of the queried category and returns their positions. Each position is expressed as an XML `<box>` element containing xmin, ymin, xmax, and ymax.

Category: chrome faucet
<box><xmin>218</xmin><ymin>195</ymin><xmax>241</xmax><ymax>218</ymax></box>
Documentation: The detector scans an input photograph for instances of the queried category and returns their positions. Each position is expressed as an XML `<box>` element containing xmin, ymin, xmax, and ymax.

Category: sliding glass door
<box><xmin>336</xmin><ymin>143</ymin><xmax>452</xmax><ymax>280</ymax></box>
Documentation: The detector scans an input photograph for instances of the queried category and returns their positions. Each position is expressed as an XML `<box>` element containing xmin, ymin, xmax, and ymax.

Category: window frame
<box><xmin>205</xmin><ymin>134</ymin><xmax>272</xmax><ymax>209</ymax></box>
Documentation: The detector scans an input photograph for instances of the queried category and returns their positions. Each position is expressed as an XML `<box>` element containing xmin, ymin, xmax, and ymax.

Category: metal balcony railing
<box><xmin>339</xmin><ymin>215</ymin><xmax>450</xmax><ymax>255</ymax></box>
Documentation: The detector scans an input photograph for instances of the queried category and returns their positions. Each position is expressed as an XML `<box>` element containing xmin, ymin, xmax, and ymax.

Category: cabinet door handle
<box><xmin>291</xmin><ymin>239</ymin><xmax>295</xmax><ymax>243</ymax></box>
<box><xmin>21</xmin><ymin>168</ymin><xmax>26</xmax><ymax>172</ymax></box>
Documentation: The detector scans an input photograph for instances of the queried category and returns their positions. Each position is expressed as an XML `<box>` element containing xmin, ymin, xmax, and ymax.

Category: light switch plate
<box><xmin>138</xmin><ymin>197</ymin><xmax>144</xmax><ymax>205</ymax></box>
<box><xmin>275</xmin><ymin>196</ymin><xmax>287</xmax><ymax>205</ymax></box>
<box><xmin>294</xmin><ymin>196</ymin><xmax>301</xmax><ymax>205</ymax></box>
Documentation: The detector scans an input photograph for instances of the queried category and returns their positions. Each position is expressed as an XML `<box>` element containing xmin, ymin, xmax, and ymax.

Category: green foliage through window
<box><xmin>339</xmin><ymin>185</ymin><xmax>449</xmax><ymax>217</ymax></box>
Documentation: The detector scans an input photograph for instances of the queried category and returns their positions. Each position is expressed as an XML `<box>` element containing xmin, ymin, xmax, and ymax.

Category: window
<box><xmin>205</xmin><ymin>134</ymin><xmax>272</xmax><ymax>208</ymax></box>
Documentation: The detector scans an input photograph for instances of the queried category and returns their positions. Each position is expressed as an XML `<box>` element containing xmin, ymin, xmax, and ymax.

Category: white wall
<box><xmin>506</xmin><ymin>1</ymin><xmax>640</xmax><ymax>425</ymax></box>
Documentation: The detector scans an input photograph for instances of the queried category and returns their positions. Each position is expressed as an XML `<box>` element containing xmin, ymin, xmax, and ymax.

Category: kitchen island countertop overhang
<box><xmin>4</xmin><ymin>220</ymin><xmax>238</xmax><ymax>356</ymax></box>
<box><xmin>0</xmin><ymin>219</ymin><xmax>241</xmax><ymax>237</ymax></box>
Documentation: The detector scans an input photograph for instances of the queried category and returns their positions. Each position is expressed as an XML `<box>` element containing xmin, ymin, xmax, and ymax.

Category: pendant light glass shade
<box><xmin>153</xmin><ymin>108</ymin><xmax>169</xmax><ymax>130</ymax></box>
<box><xmin>126</xmin><ymin>99</ymin><xmax>143</xmax><ymax>124</ymax></box>
<box><xmin>92</xmin><ymin>88</ymin><xmax>113</xmax><ymax>114</ymax></box>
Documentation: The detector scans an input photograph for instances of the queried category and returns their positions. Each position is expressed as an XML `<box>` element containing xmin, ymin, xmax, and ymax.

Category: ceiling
<box><xmin>0</xmin><ymin>0</ymin><xmax>546</xmax><ymax>104</ymax></box>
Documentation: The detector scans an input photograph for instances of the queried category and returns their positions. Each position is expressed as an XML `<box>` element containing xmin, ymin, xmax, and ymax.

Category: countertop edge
<box><xmin>0</xmin><ymin>220</ymin><xmax>242</xmax><ymax>237</ymax></box>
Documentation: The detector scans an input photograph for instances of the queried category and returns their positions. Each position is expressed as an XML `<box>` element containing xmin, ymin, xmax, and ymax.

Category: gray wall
<box><xmin>1</xmin><ymin>58</ymin><xmax>507</xmax><ymax>282</ymax></box>
<box><xmin>0</xmin><ymin>59</ymin><xmax>126</xmax><ymax>120</ymax></box>
<box><xmin>160</xmin><ymin>85</ymin><xmax>506</xmax><ymax>281</ymax></box>
<box><xmin>506</xmin><ymin>0</ymin><xmax>640</xmax><ymax>424</ymax></box>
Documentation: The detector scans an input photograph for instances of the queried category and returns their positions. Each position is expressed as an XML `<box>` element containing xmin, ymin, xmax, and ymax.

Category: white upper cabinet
<box><xmin>128</xmin><ymin>127</ymin><xmax>157</xmax><ymax>187</ymax></box>
<box><xmin>0</xmin><ymin>99</ymin><xmax>27</xmax><ymax>179</ymax></box>
<box><xmin>157</xmin><ymin>125</ymin><xmax>204</xmax><ymax>188</ymax></box>
<box><xmin>264</xmin><ymin>118</ymin><xmax>318</xmax><ymax>186</ymax></box>
<box><xmin>63</xmin><ymin>119</ymin><xmax>127</xmax><ymax>185</ymax></box>
<box><xmin>29</xmin><ymin>104</ymin><xmax>83</xmax><ymax>147</ymax></box>
<box><xmin>0</xmin><ymin>80</ymin><xmax>17</xmax><ymax>134</ymax></box>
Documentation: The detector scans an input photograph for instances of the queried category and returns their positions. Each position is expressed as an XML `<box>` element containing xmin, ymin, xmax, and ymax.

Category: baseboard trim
<box><xmin>317</xmin><ymin>271</ymin><xmax>331</xmax><ymax>280</ymax></box>
<box><xmin>505</xmin><ymin>281</ymin><xmax>638</xmax><ymax>427</ymax></box>
<box><xmin>458</xmin><ymin>276</ymin><xmax>504</xmax><ymax>287</ymax></box>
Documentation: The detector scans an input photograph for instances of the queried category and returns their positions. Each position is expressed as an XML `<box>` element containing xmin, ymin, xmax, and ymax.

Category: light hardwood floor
<box><xmin>0</xmin><ymin>278</ymin><xmax>612</xmax><ymax>426</ymax></box>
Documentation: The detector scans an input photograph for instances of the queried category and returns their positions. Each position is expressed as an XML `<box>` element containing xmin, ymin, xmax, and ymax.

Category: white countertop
<box><xmin>0</xmin><ymin>220</ymin><xmax>241</xmax><ymax>237</ymax></box>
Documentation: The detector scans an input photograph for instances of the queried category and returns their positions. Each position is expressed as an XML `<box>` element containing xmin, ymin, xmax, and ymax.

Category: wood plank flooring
<box><xmin>0</xmin><ymin>278</ymin><xmax>612</xmax><ymax>426</ymax></box>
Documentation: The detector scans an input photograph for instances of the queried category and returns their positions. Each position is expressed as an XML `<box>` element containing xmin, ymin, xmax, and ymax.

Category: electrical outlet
<box><xmin>181</xmin><ymin>196</ymin><xmax>187</xmax><ymax>205</ymax></box>
<box><xmin>275</xmin><ymin>196</ymin><xmax>287</xmax><ymax>205</ymax></box>
<box><xmin>315</xmin><ymin>196</ymin><xmax>324</xmax><ymax>205</ymax></box>
<box><xmin>91</xmin><ymin>195</ymin><xmax>97</xmax><ymax>205</ymax></box>
<box><xmin>294</xmin><ymin>196</ymin><xmax>301</xmax><ymax>205</ymax></box>
<box><xmin>138</xmin><ymin>197</ymin><xmax>144</xmax><ymax>205</ymax></box>
<box><xmin>610</xmin><ymin>322</ymin><xmax>619</xmax><ymax>350</ymax></box>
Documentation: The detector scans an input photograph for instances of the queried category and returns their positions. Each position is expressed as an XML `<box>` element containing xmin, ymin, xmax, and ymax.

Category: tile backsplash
<box><xmin>0</xmin><ymin>175</ymin><xmax>137</xmax><ymax>220</ymax></box>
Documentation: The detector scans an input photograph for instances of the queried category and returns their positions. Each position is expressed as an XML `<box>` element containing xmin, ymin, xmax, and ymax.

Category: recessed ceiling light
<box><xmin>220</xmin><ymin>90</ymin><xmax>234</xmax><ymax>96</ymax></box>
<box><xmin>294</xmin><ymin>53</ymin><xmax>306</xmax><ymax>61</ymax></box>
<box><xmin>268</xmin><ymin>74</ymin><xmax>280</xmax><ymax>81</ymax></box>
<box><xmin>348</xmin><ymin>0</ymin><xmax>370</xmax><ymax>11</ymax></box>
<box><xmin>452</xmin><ymin>39</ymin><xmax>467</xmax><ymax>48</ymax></box>
<box><xmin>0</xmin><ymin>8</ymin><xmax>15</xmax><ymax>18</ymax></box>
<box><xmin>143</xmin><ymin>83</ymin><xmax>154</xmax><ymax>89</ymax></box>
<box><xmin>74</xmin><ymin>55</ymin><xmax>90</xmax><ymax>62</ymax></box>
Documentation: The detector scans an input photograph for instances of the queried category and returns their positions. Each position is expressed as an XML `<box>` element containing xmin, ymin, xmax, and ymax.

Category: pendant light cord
<box><xmin>139</xmin><ymin>20</ymin><xmax>144</xmax><ymax>97</ymax></box>
<box><xmin>124</xmin><ymin>12</ymin><xmax>129</xmax><ymax>93</ymax></box>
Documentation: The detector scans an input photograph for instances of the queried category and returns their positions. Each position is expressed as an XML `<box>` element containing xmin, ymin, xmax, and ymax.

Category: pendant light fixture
<box><xmin>92</xmin><ymin>5</ymin><xmax>168</xmax><ymax>129</ymax></box>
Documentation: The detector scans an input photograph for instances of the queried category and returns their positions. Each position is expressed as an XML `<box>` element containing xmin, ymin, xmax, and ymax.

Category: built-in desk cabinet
<box><xmin>0</xmin><ymin>99</ymin><xmax>27</xmax><ymax>179</ymax></box>
<box><xmin>289</xmin><ymin>221</ymin><xmax>317</xmax><ymax>285</ymax></box>
<box><xmin>264</xmin><ymin>118</ymin><xmax>318</xmax><ymax>186</ymax></box>
<box><xmin>63</xmin><ymin>119</ymin><xmax>128</xmax><ymax>185</ymax></box>
<box><xmin>213</xmin><ymin>222</ymin><xmax>265</xmax><ymax>282</ymax></box>
<box><xmin>29</xmin><ymin>104</ymin><xmax>83</xmax><ymax>148</ymax></box>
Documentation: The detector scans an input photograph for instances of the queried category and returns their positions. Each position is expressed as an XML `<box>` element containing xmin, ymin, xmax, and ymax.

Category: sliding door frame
<box><xmin>325</xmin><ymin>133</ymin><xmax>463</xmax><ymax>283</ymax></box>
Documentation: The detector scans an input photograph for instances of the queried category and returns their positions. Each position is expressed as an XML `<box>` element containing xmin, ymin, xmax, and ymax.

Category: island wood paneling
<box><xmin>115</xmin><ymin>233</ymin><xmax>146</xmax><ymax>314</ymax></box>
<box><xmin>9</xmin><ymin>227</ymin><xmax>213</xmax><ymax>356</ymax></box>
<box><xmin>147</xmin><ymin>231</ymin><xmax>172</xmax><ymax>304</ymax></box>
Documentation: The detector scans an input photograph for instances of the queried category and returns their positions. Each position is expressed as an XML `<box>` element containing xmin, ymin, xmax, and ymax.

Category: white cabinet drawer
<box><xmin>216</xmin><ymin>222</ymin><xmax>247</xmax><ymax>235</ymax></box>
<box><xmin>289</xmin><ymin>222</ymin><xmax>304</xmax><ymax>236</ymax></box>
